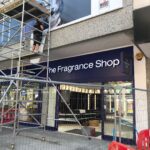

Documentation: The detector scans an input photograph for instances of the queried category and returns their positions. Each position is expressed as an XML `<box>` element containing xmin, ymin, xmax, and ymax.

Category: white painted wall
<box><xmin>134</xmin><ymin>0</ymin><xmax>150</xmax><ymax>10</ymax></box>
<box><xmin>41</xmin><ymin>87</ymin><xmax>57</xmax><ymax>127</ymax></box>
<box><xmin>47</xmin><ymin>87</ymin><xmax>57</xmax><ymax>127</ymax></box>
<box><xmin>134</xmin><ymin>46</ymin><xmax>148</xmax><ymax>132</ymax></box>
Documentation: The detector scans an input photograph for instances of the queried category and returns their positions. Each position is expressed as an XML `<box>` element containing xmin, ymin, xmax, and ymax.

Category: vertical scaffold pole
<box><xmin>118</xmin><ymin>88</ymin><xmax>123</xmax><ymax>142</ymax></box>
<box><xmin>113</xmin><ymin>89</ymin><xmax>117</xmax><ymax>141</ymax></box>
<box><xmin>0</xmin><ymin>99</ymin><xmax>4</xmax><ymax>132</ymax></box>
<box><xmin>11</xmin><ymin>52</ymin><xmax>14</xmax><ymax>76</ymax></box>
<box><xmin>44</xmin><ymin>0</ymin><xmax>51</xmax><ymax>131</ymax></box>
<box><xmin>13</xmin><ymin>0</ymin><xmax>25</xmax><ymax>144</ymax></box>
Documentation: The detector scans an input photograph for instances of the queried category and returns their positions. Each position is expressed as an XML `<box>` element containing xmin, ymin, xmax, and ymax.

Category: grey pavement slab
<box><xmin>0</xmin><ymin>128</ymin><xmax>109</xmax><ymax>150</ymax></box>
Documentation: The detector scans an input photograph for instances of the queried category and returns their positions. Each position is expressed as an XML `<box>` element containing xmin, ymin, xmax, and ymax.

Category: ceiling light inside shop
<box><xmin>95</xmin><ymin>89</ymin><xmax>100</xmax><ymax>94</ymax></box>
<box><xmin>81</xmin><ymin>88</ymin><xmax>86</xmax><ymax>93</ymax></box>
<box><xmin>75</xmin><ymin>87</ymin><xmax>78</xmax><ymax>92</ymax></box>
<box><xmin>66</xmin><ymin>85</ymin><xmax>69</xmax><ymax>90</ymax></box>
<box><xmin>70</xmin><ymin>86</ymin><xmax>73</xmax><ymax>91</ymax></box>
<box><xmin>72</xmin><ymin>87</ymin><xmax>75</xmax><ymax>92</ymax></box>
<box><xmin>115</xmin><ymin>89</ymin><xmax>120</xmax><ymax>94</ymax></box>
<box><xmin>60</xmin><ymin>84</ymin><xmax>65</xmax><ymax>90</ymax></box>
<box><xmin>85</xmin><ymin>89</ymin><xmax>89</xmax><ymax>93</ymax></box>
<box><xmin>78</xmin><ymin>88</ymin><xmax>82</xmax><ymax>92</ymax></box>
<box><xmin>89</xmin><ymin>89</ymin><xmax>94</xmax><ymax>94</ymax></box>
<box><xmin>104</xmin><ymin>89</ymin><xmax>108</xmax><ymax>94</ymax></box>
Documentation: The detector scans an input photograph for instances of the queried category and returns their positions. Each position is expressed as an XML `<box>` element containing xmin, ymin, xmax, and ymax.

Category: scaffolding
<box><xmin>0</xmin><ymin>0</ymin><xmax>53</xmax><ymax>148</ymax></box>
<box><xmin>0</xmin><ymin>1</ymin><xmax>95</xmax><ymax>149</ymax></box>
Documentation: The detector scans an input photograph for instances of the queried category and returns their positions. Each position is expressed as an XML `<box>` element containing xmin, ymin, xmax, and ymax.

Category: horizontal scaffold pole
<box><xmin>0</xmin><ymin>75</ymin><xmax>101</xmax><ymax>87</ymax></box>
<box><xmin>0</xmin><ymin>75</ymin><xmax>149</xmax><ymax>92</ymax></box>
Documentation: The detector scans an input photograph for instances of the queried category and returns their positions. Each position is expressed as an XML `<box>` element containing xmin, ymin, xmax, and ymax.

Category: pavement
<box><xmin>0</xmin><ymin>128</ymin><xmax>109</xmax><ymax>150</ymax></box>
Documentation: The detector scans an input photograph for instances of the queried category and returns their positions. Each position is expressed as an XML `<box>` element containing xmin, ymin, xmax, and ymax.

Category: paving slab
<box><xmin>0</xmin><ymin>128</ymin><xmax>109</xmax><ymax>150</ymax></box>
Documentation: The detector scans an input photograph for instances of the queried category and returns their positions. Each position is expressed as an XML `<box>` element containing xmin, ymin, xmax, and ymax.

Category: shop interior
<box><xmin>58</xmin><ymin>84</ymin><xmax>102</xmax><ymax>137</ymax></box>
<box><xmin>103</xmin><ymin>82</ymin><xmax>134</xmax><ymax>139</ymax></box>
<box><xmin>58</xmin><ymin>82</ymin><xmax>134</xmax><ymax>139</ymax></box>
<box><xmin>0</xmin><ymin>81</ymin><xmax>134</xmax><ymax>140</ymax></box>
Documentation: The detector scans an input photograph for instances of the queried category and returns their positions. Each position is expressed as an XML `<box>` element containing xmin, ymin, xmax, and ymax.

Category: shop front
<box><xmin>47</xmin><ymin>46</ymin><xmax>135</xmax><ymax>144</ymax></box>
<box><xmin>0</xmin><ymin>46</ymin><xmax>134</xmax><ymax>143</ymax></box>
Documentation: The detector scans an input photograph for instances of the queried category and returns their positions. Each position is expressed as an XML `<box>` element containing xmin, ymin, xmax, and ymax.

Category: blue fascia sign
<box><xmin>48</xmin><ymin>46</ymin><xmax>133</xmax><ymax>83</ymax></box>
<box><xmin>0</xmin><ymin>47</ymin><xmax>133</xmax><ymax>83</ymax></box>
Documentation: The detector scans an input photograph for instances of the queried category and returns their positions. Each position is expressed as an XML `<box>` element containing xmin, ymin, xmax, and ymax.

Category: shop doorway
<box><xmin>58</xmin><ymin>85</ymin><xmax>102</xmax><ymax>138</ymax></box>
<box><xmin>102</xmin><ymin>82</ymin><xmax>134</xmax><ymax>144</ymax></box>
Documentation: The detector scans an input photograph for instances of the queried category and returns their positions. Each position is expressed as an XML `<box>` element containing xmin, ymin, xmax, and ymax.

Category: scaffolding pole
<box><xmin>0</xmin><ymin>1</ymin><xmax>53</xmax><ymax>148</ymax></box>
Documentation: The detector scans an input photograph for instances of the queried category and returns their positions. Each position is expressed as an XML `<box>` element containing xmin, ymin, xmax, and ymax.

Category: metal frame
<box><xmin>0</xmin><ymin>1</ymin><xmax>93</xmax><ymax>148</ymax></box>
<box><xmin>0</xmin><ymin>0</ymin><xmax>53</xmax><ymax>148</ymax></box>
